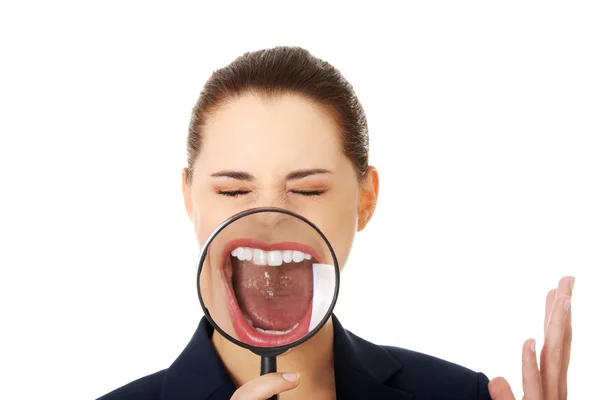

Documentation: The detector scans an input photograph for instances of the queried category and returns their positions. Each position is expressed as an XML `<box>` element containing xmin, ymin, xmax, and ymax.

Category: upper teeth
<box><xmin>230</xmin><ymin>247</ymin><xmax>312</xmax><ymax>266</ymax></box>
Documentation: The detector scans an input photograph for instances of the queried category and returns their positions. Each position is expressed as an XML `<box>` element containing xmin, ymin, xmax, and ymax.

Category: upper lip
<box><xmin>221</xmin><ymin>238</ymin><xmax>323</xmax><ymax>268</ymax></box>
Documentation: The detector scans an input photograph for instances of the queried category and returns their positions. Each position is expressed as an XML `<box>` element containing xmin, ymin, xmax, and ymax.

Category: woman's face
<box><xmin>183</xmin><ymin>93</ymin><xmax>378</xmax><ymax>345</ymax></box>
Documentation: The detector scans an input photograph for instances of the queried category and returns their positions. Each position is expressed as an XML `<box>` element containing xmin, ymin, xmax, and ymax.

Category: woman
<box><xmin>99</xmin><ymin>47</ymin><xmax>574</xmax><ymax>400</ymax></box>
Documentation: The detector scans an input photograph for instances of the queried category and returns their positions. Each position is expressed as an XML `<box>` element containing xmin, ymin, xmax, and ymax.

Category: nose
<box><xmin>253</xmin><ymin>208</ymin><xmax>294</xmax><ymax>230</ymax></box>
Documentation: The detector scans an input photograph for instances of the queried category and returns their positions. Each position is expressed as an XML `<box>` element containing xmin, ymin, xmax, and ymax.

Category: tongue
<box><xmin>232</xmin><ymin>259</ymin><xmax>313</xmax><ymax>331</ymax></box>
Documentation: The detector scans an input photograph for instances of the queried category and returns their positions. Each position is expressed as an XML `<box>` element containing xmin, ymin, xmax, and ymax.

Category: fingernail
<box><xmin>564</xmin><ymin>299</ymin><xmax>571</xmax><ymax>311</ymax></box>
<box><xmin>282</xmin><ymin>372</ymin><xmax>299</xmax><ymax>382</ymax></box>
<box><xmin>570</xmin><ymin>277</ymin><xmax>575</xmax><ymax>291</ymax></box>
<box><xmin>530</xmin><ymin>340</ymin><xmax>536</xmax><ymax>353</ymax></box>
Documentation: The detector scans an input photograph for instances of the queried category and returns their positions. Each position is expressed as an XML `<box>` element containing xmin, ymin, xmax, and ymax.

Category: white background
<box><xmin>1</xmin><ymin>1</ymin><xmax>598</xmax><ymax>399</ymax></box>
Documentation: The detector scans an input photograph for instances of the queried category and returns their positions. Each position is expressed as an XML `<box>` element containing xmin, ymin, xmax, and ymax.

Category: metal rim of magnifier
<box><xmin>196</xmin><ymin>207</ymin><xmax>341</xmax><ymax>357</ymax></box>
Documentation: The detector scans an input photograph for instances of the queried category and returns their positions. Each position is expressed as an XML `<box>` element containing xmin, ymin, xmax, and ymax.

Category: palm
<box><xmin>488</xmin><ymin>276</ymin><xmax>574</xmax><ymax>400</ymax></box>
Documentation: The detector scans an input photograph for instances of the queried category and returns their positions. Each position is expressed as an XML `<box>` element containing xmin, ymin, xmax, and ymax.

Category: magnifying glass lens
<box><xmin>198</xmin><ymin>209</ymin><xmax>337</xmax><ymax>350</ymax></box>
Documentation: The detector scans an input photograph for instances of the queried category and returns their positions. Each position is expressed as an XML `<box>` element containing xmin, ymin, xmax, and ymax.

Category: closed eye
<box><xmin>218</xmin><ymin>189</ymin><xmax>326</xmax><ymax>197</ymax></box>
<box><xmin>218</xmin><ymin>190</ymin><xmax>251</xmax><ymax>197</ymax></box>
<box><xmin>290</xmin><ymin>190</ymin><xmax>325</xmax><ymax>196</ymax></box>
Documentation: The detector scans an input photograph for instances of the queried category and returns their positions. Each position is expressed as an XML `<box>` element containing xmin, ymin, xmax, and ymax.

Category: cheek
<box><xmin>192</xmin><ymin>212</ymin><xmax>210</xmax><ymax>248</ymax></box>
<box><xmin>192</xmin><ymin>211</ymin><xmax>222</xmax><ymax>250</ymax></box>
<box><xmin>307</xmin><ymin>194</ymin><xmax>358</xmax><ymax>271</ymax></box>
<box><xmin>194</xmin><ymin>211</ymin><xmax>230</xmax><ymax>324</ymax></box>
<box><xmin>190</xmin><ymin>185</ymin><xmax>252</xmax><ymax>249</ymax></box>
<box><xmin>191</xmin><ymin>192</ymin><xmax>240</xmax><ymax>249</ymax></box>
<box><xmin>327</xmin><ymin>208</ymin><xmax>357</xmax><ymax>270</ymax></box>
<box><xmin>192</xmin><ymin>212</ymin><xmax>203</xmax><ymax>243</ymax></box>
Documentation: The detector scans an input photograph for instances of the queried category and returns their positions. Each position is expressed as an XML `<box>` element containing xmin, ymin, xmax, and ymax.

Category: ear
<box><xmin>182</xmin><ymin>168</ymin><xmax>193</xmax><ymax>220</ymax></box>
<box><xmin>357</xmin><ymin>166</ymin><xmax>379</xmax><ymax>232</ymax></box>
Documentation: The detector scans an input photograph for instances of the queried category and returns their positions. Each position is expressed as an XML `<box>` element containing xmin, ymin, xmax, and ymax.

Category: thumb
<box><xmin>231</xmin><ymin>372</ymin><xmax>300</xmax><ymax>400</ymax></box>
<box><xmin>488</xmin><ymin>377</ymin><xmax>515</xmax><ymax>400</ymax></box>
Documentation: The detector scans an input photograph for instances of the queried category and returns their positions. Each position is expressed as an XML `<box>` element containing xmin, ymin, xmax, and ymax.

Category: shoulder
<box><xmin>96</xmin><ymin>369</ymin><xmax>166</xmax><ymax>400</ymax></box>
<box><xmin>381</xmin><ymin>342</ymin><xmax>492</xmax><ymax>399</ymax></box>
<box><xmin>334</xmin><ymin>317</ymin><xmax>492</xmax><ymax>399</ymax></box>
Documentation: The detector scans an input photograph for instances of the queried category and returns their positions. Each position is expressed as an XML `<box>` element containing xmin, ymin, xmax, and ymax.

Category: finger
<box><xmin>488</xmin><ymin>377</ymin><xmax>516</xmax><ymax>400</ymax></box>
<box><xmin>544</xmin><ymin>289</ymin><xmax>556</xmax><ymax>335</ymax></box>
<box><xmin>230</xmin><ymin>372</ymin><xmax>300</xmax><ymax>400</ymax></box>
<box><xmin>559</xmin><ymin>276</ymin><xmax>575</xmax><ymax>400</ymax></box>
<box><xmin>540</xmin><ymin>277</ymin><xmax>572</xmax><ymax>400</ymax></box>
<box><xmin>522</xmin><ymin>339</ymin><xmax>542</xmax><ymax>400</ymax></box>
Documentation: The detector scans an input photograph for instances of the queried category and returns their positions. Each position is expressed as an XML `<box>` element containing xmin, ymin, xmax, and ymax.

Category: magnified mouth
<box><xmin>221</xmin><ymin>239</ymin><xmax>317</xmax><ymax>347</ymax></box>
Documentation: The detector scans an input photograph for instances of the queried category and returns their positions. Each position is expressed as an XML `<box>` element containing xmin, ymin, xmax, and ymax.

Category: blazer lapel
<box><xmin>332</xmin><ymin>314</ymin><xmax>414</xmax><ymax>400</ymax></box>
<box><xmin>160</xmin><ymin>319</ymin><xmax>235</xmax><ymax>400</ymax></box>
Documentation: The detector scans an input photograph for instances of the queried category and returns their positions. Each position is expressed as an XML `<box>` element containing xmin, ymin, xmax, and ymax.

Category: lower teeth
<box><xmin>253</xmin><ymin>322</ymin><xmax>300</xmax><ymax>335</ymax></box>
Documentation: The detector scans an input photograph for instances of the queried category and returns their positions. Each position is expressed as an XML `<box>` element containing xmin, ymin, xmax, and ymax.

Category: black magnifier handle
<box><xmin>260</xmin><ymin>356</ymin><xmax>278</xmax><ymax>400</ymax></box>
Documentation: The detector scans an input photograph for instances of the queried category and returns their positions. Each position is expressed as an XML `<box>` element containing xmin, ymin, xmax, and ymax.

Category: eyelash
<box><xmin>218</xmin><ymin>190</ymin><xmax>325</xmax><ymax>197</ymax></box>
<box><xmin>218</xmin><ymin>190</ymin><xmax>250</xmax><ymax>197</ymax></box>
<box><xmin>291</xmin><ymin>190</ymin><xmax>325</xmax><ymax>196</ymax></box>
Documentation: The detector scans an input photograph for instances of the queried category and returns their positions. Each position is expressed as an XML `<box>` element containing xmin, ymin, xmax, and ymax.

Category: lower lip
<box><xmin>222</xmin><ymin>259</ymin><xmax>313</xmax><ymax>347</ymax></box>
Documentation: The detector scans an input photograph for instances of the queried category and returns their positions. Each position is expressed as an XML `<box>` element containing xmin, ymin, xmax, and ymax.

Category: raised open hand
<box><xmin>488</xmin><ymin>276</ymin><xmax>574</xmax><ymax>400</ymax></box>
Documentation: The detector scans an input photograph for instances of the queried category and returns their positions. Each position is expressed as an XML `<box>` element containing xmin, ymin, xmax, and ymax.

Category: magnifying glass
<box><xmin>196</xmin><ymin>207</ymin><xmax>340</xmax><ymax>400</ymax></box>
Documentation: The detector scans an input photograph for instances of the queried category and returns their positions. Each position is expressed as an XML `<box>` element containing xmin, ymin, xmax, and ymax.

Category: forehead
<box><xmin>197</xmin><ymin>93</ymin><xmax>345</xmax><ymax>173</ymax></box>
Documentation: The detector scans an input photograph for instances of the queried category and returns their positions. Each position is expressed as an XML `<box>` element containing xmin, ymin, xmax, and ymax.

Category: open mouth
<box><xmin>220</xmin><ymin>239</ymin><xmax>318</xmax><ymax>347</ymax></box>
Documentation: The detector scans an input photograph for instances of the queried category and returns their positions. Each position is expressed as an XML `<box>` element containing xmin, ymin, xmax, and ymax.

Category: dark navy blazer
<box><xmin>98</xmin><ymin>315</ymin><xmax>492</xmax><ymax>399</ymax></box>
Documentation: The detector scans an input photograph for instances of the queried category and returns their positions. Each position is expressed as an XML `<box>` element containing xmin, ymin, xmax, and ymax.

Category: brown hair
<box><xmin>186</xmin><ymin>46</ymin><xmax>369</xmax><ymax>184</ymax></box>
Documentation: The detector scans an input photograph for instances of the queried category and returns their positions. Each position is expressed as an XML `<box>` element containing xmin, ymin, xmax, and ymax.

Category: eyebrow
<box><xmin>285</xmin><ymin>168</ymin><xmax>332</xmax><ymax>180</ymax></box>
<box><xmin>210</xmin><ymin>171</ymin><xmax>255</xmax><ymax>180</ymax></box>
<box><xmin>209</xmin><ymin>169</ymin><xmax>332</xmax><ymax>181</ymax></box>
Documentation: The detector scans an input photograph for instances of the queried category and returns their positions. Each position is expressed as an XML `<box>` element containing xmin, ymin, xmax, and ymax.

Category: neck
<box><xmin>212</xmin><ymin>317</ymin><xmax>336</xmax><ymax>397</ymax></box>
